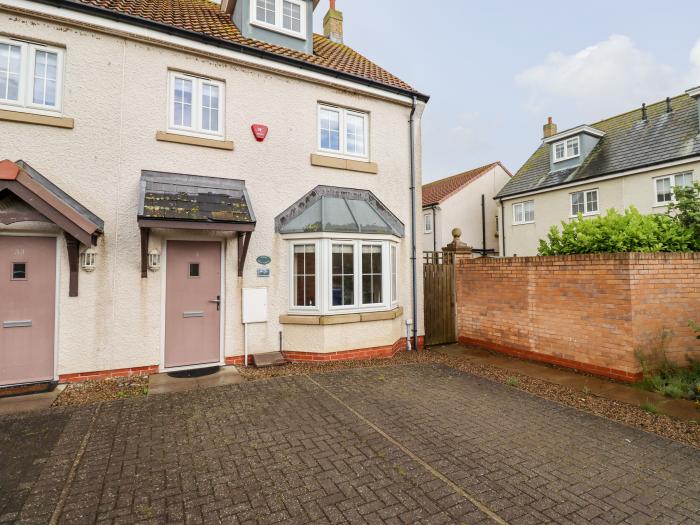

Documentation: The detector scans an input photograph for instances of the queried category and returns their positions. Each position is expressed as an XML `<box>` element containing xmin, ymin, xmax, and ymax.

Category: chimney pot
<box><xmin>543</xmin><ymin>117</ymin><xmax>557</xmax><ymax>138</ymax></box>
<box><xmin>324</xmin><ymin>0</ymin><xmax>343</xmax><ymax>44</ymax></box>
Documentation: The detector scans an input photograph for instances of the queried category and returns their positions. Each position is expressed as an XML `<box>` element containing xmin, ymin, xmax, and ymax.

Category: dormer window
<box><xmin>251</xmin><ymin>0</ymin><xmax>306</xmax><ymax>39</ymax></box>
<box><xmin>553</xmin><ymin>137</ymin><xmax>580</xmax><ymax>162</ymax></box>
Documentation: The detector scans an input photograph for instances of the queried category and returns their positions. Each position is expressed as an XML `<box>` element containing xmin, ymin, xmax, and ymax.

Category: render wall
<box><xmin>0</xmin><ymin>8</ymin><xmax>424</xmax><ymax>376</ymax></box>
<box><xmin>455</xmin><ymin>253</ymin><xmax>700</xmax><ymax>381</ymax></box>
<box><xmin>501</xmin><ymin>160</ymin><xmax>700</xmax><ymax>257</ymax></box>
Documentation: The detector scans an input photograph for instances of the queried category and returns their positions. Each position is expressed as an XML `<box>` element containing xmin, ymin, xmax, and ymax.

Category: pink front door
<box><xmin>0</xmin><ymin>236</ymin><xmax>56</xmax><ymax>386</ymax></box>
<box><xmin>165</xmin><ymin>241</ymin><xmax>222</xmax><ymax>369</ymax></box>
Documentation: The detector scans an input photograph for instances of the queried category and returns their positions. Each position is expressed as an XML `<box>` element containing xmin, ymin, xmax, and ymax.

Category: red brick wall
<box><xmin>456</xmin><ymin>253</ymin><xmax>700</xmax><ymax>381</ymax></box>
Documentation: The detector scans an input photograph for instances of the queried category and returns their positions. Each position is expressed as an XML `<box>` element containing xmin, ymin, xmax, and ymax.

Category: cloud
<box><xmin>517</xmin><ymin>35</ymin><xmax>699</xmax><ymax>119</ymax></box>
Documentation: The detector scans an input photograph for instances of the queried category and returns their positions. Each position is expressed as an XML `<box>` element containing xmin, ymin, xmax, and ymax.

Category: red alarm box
<box><xmin>251</xmin><ymin>124</ymin><xmax>268</xmax><ymax>142</ymax></box>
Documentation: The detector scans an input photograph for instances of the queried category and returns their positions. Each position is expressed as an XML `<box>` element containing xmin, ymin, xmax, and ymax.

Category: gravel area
<box><xmin>239</xmin><ymin>350</ymin><xmax>700</xmax><ymax>449</ymax></box>
<box><xmin>52</xmin><ymin>376</ymin><xmax>148</xmax><ymax>407</ymax></box>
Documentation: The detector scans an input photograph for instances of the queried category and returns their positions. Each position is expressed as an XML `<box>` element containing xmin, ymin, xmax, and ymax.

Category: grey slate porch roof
<box><xmin>275</xmin><ymin>185</ymin><xmax>404</xmax><ymax>237</ymax></box>
<box><xmin>497</xmin><ymin>93</ymin><xmax>700</xmax><ymax>199</ymax></box>
<box><xmin>138</xmin><ymin>171</ymin><xmax>255</xmax><ymax>226</ymax></box>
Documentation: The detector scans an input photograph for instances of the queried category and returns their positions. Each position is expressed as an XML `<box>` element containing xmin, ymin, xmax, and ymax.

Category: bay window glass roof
<box><xmin>275</xmin><ymin>186</ymin><xmax>404</xmax><ymax>237</ymax></box>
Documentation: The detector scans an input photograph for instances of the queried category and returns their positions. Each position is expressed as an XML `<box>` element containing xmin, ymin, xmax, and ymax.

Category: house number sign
<box><xmin>256</xmin><ymin>255</ymin><xmax>271</xmax><ymax>265</ymax></box>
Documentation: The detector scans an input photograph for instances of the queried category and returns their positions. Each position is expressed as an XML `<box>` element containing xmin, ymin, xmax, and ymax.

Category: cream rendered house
<box><xmin>422</xmin><ymin>162</ymin><xmax>511</xmax><ymax>254</ymax></box>
<box><xmin>0</xmin><ymin>0</ymin><xmax>428</xmax><ymax>388</ymax></box>
<box><xmin>497</xmin><ymin>92</ymin><xmax>700</xmax><ymax>257</ymax></box>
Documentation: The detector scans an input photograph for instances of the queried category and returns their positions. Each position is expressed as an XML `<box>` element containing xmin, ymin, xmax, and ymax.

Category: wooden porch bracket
<box><xmin>65</xmin><ymin>233</ymin><xmax>80</xmax><ymax>297</ymax></box>
<box><xmin>237</xmin><ymin>231</ymin><xmax>252</xmax><ymax>277</ymax></box>
<box><xmin>140</xmin><ymin>227</ymin><xmax>150</xmax><ymax>278</ymax></box>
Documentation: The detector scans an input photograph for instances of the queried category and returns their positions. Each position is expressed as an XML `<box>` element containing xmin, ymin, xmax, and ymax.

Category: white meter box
<box><xmin>242</xmin><ymin>287</ymin><xmax>267</xmax><ymax>323</ymax></box>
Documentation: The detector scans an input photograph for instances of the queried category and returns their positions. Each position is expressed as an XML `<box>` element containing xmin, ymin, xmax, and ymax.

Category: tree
<box><xmin>669</xmin><ymin>182</ymin><xmax>700</xmax><ymax>250</ymax></box>
<box><xmin>537</xmin><ymin>207</ymin><xmax>694</xmax><ymax>256</ymax></box>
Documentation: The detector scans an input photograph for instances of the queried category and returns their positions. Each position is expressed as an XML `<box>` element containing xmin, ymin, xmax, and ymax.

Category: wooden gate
<box><xmin>423</xmin><ymin>257</ymin><xmax>456</xmax><ymax>346</ymax></box>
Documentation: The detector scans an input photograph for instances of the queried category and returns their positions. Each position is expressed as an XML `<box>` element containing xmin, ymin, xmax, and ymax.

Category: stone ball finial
<box><xmin>452</xmin><ymin>228</ymin><xmax>462</xmax><ymax>239</ymax></box>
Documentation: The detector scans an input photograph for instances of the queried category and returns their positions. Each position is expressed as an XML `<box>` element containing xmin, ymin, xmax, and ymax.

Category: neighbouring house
<box><xmin>496</xmin><ymin>91</ymin><xmax>700</xmax><ymax>256</ymax></box>
<box><xmin>0</xmin><ymin>0</ymin><xmax>428</xmax><ymax>388</ymax></box>
<box><xmin>422</xmin><ymin>162</ymin><xmax>512</xmax><ymax>254</ymax></box>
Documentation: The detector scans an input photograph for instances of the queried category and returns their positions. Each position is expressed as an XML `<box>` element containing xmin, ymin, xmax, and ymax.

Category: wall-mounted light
<box><xmin>81</xmin><ymin>247</ymin><xmax>97</xmax><ymax>272</ymax></box>
<box><xmin>148</xmin><ymin>249</ymin><xmax>161</xmax><ymax>272</ymax></box>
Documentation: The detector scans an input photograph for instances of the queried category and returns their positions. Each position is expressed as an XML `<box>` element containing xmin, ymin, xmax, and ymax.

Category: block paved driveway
<box><xmin>1</xmin><ymin>364</ymin><xmax>699</xmax><ymax>524</ymax></box>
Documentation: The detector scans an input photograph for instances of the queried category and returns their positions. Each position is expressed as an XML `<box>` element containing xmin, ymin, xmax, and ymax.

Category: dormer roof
<box><xmin>496</xmin><ymin>93</ymin><xmax>700</xmax><ymax>199</ymax></box>
<box><xmin>542</xmin><ymin>125</ymin><xmax>605</xmax><ymax>144</ymax></box>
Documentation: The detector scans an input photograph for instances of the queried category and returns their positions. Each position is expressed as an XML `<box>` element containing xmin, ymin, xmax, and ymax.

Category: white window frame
<box><xmin>0</xmin><ymin>37</ymin><xmax>64</xmax><ymax>115</ymax></box>
<box><xmin>317</xmin><ymin>104</ymin><xmax>370</xmax><ymax>160</ymax></box>
<box><xmin>653</xmin><ymin>172</ymin><xmax>694</xmax><ymax>206</ymax></box>
<box><xmin>512</xmin><ymin>201</ymin><xmax>535</xmax><ymax>225</ymax></box>
<box><xmin>423</xmin><ymin>213</ymin><xmax>433</xmax><ymax>233</ymax></box>
<box><xmin>553</xmin><ymin>136</ymin><xmax>580</xmax><ymax>162</ymax></box>
<box><xmin>288</xmin><ymin>238</ymin><xmax>397</xmax><ymax>315</ymax></box>
<box><xmin>168</xmin><ymin>71</ymin><xmax>225</xmax><ymax>140</ymax></box>
<box><xmin>390</xmin><ymin>244</ymin><xmax>398</xmax><ymax>305</ymax></box>
<box><xmin>570</xmin><ymin>189</ymin><xmax>599</xmax><ymax>217</ymax></box>
<box><xmin>250</xmin><ymin>0</ymin><xmax>307</xmax><ymax>40</ymax></box>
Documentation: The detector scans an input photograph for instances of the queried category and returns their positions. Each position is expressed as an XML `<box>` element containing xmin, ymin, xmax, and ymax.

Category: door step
<box><xmin>0</xmin><ymin>381</ymin><xmax>56</xmax><ymax>398</ymax></box>
<box><xmin>252</xmin><ymin>352</ymin><xmax>288</xmax><ymax>368</ymax></box>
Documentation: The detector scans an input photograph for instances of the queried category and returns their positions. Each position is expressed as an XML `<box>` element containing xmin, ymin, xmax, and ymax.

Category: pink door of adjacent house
<box><xmin>0</xmin><ymin>236</ymin><xmax>56</xmax><ymax>386</ymax></box>
<box><xmin>164</xmin><ymin>241</ymin><xmax>222</xmax><ymax>369</ymax></box>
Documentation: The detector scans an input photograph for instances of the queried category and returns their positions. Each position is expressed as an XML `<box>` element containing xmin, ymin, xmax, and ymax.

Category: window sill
<box><xmin>0</xmin><ymin>108</ymin><xmax>74</xmax><ymax>129</ymax></box>
<box><xmin>280</xmin><ymin>306</ymin><xmax>403</xmax><ymax>325</ymax></box>
<box><xmin>310</xmin><ymin>153</ymin><xmax>378</xmax><ymax>174</ymax></box>
<box><xmin>513</xmin><ymin>221</ymin><xmax>535</xmax><ymax>226</ymax></box>
<box><xmin>156</xmin><ymin>131</ymin><xmax>234</xmax><ymax>150</ymax></box>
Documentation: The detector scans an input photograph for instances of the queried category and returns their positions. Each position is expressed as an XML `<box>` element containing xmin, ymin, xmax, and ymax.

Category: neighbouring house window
<box><xmin>318</xmin><ymin>104</ymin><xmax>369</xmax><ymax>158</ymax></box>
<box><xmin>553</xmin><ymin>136</ymin><xmax>580</xmax><ymax>162</ymax></box>
<box><xmin>423</xmin><ymin>213</ymin><xmax>433</xmax><ymax>233</ymax></box>
<box><xmin>570</xmin><ymin>189</ymin><xmax>599</xmax><ymax>216</ymax></box>
<box><xmin>252</xmin><ymin>0</ymin><xmax>306</xmax><ymax>37</ymax></box>
<box><xmin>655</xmin><ymin>172</ymin><xmax>693</xmax><ymax>204</ymax></box>
<box><xmin>390</xmin><ymin>244</ymin><xmax>398</xmax><ymax>304</ymax></box>
<box><xmin>11</xmin><ymin>262</ymin><xmax>26</xmax><ymax>280</ymax></box>
<box><xmin>169</xmin><ymin>71</ymin><xmax>224</xmax><ymax>138</ymax></box>
<box><xmin>0</xmin><ymin>38</ymin><xmax>64</xmax><ymax>113</ymax></box>
<box><xmin>513</xmin><ymin>201</ymin><xmax>535</xmax><ymax>225</ymax></box>
<box><xmin>289</xmin><ymin>239</ymin><xmax>397</xmax><ymax>314</ymax></box>
<box><xmin>189</xmin><ymin>263</ymin><xmax>200</xmax><ymax>278</ymax></box>
<box><xmin>332</xmin><ymin>243</ymin><xmax>354</xmax><ymax>307</ymax></box>
<box><xmin>293</xmin><ymin>244</ymin><xmax>316</xmax><ymax>307</ymax></box>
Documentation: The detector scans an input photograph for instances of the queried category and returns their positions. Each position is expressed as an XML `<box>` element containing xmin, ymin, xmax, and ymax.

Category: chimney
<box><xmin>324</xmin><ymin>0</ymin><xmax>343</xmax><ymax>44</ymax></box>
<box><xmin>543</xmin><ymin>117</ymin><xmax>557</xmax><ymax>138</ymax></box>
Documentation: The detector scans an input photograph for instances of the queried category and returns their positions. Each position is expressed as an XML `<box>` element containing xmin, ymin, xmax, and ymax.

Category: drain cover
<box><xmin>168</xmin><ymin>366</ymin><xmax>220</xmax><ymax>379</ymax></box>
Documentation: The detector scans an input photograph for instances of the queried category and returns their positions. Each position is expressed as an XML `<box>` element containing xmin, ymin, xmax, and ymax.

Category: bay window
<box><xmin>168</xmin><ymin>71</ymin><xmax>224</xmax><ymax>138</ymax></box>
<box><xmin>289</xmin><ymin>239</ymin><xmax>398</xmax><ymax>314</ymax></box>
<box><xmin>0</xmin><ymin>38</ymin><xmax>64</xmax><ymax>113</ymax></box>
<box><xmin>318</xmin><ymin>104</ymin><xmax>369</xmax><ymax>159</ymax></box>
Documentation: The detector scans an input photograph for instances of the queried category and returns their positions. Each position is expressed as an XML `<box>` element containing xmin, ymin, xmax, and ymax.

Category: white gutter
<box><xmin>1</xmin><ymin>0</ymin><xmax>416</xmax><ymax>106</ymax></box>
<box><xmin>498</xmin><ymin>155</ymin><xmax>700</xmax><ymax>201</ymax></box>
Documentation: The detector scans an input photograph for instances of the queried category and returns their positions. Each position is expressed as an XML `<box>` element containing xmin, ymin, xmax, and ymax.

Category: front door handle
<box><xmin>209</xmin><ymin>295</ymin><xmax>221</xmax><ymax>311</ymax></box>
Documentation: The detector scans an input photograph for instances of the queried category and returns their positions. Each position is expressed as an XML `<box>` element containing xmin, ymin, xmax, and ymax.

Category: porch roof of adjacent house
<box><xmin>496</xmin><ymin>93</ymin><xmax>700</xmax><ymax>199</ymax></box>
<box><xmin>422</xmin><ymin>162</ymin><xmax>509</xmax><ymax>207</ymax></box>
<box><xmin>138</xmin><ymin>170</ymin><xmax>256</xmax><ymax>225</ymax></box>
<box><xmin>57</xmin><ymin>0</ymin><xmax>427</xmax><ymax>100</ymax></box>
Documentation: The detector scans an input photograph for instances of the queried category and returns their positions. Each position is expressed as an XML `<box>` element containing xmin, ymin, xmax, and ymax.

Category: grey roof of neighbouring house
<box><xmin>138</xmin><ymin>170</ymin><xmax>255</xmax><ymax>223</ymax></box>
<box><xmin>275</xmin><ymin>185</ymin><xmax>404</xmax><ymax>237</ymax></box>
<box><xmin>496</xmin><ymin>93</ymin><xmax>700</xmax><ymax>199</ymax></box>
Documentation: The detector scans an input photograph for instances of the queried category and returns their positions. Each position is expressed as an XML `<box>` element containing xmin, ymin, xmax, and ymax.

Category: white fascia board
<box><xmin>686</xmin><ymin>86</ymin><xmax>700</xmax><ymax>98</ymax></box>
<box><xmin>497</xmin><ymin>155</ymin><xmax>700</xmax><ymax>201</ymax></box>
<box><xmin>2</xmin><ymin>0</ymin><xmax>414</xmax><ymax>106</ymax></box>
<box><xmin>543</xmin><ymin>125</ymin><xmax>605</xmax><ymax>144</ymax></box>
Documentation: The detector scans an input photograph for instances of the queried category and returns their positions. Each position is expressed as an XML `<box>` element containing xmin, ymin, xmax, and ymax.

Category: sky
<box><xmin>313</xmin><ymin>1</ymin><xmax>700</xmax><ymax>183</ymax></box>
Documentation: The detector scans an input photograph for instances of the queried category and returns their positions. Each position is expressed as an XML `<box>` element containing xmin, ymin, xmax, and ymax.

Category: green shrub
<box><xmin>669</xmin><ymin>182</ymin><xmax>700</xmax><ymax>250</ymax></box>
<box><xmin>537</xmin><ymin>207</ymin><xmax>694</xmax><ymax>256</ymax></box>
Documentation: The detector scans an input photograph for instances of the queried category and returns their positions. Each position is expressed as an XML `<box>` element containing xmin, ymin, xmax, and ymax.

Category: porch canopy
<box><xmin>0</xmin><ymin>159</ymin><xmax>104</xmax><ymax>296</ymax></box>
<box><xmin>275</xmin><ymin>185</ymin><xmax>404</xmax><ymax>237</ymax></box>
<box><xmin>137</xmin><ymin>171</ymin><xmax>256</xmax><ymax>277</ymax></box>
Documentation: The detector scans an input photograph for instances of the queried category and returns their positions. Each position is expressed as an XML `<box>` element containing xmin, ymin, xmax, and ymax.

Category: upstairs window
<box><xmin>655</xmin><ymin>172</ymin><xmax>693</xmax><ymax>205</ymax></box>
<box><xmin>0</xmin><ymin>38</ymin><xmax>64</xmax><ymax>113</ymax></box>
<box><xmin>570</xmin><ymin>189</ymin><xmax>599</xmax><ymax>216</ymax></box>
<box><xmin>318</xmin><ymin>104</ymin><xmax>369</xmax><ymax>159</ymax></box>
<box><xmin>513</xmin><ymin>201</ymin><xmax>534</xmax><ymax>225</ymax></box>
<box><xmin>168</xmin><ymin>72</ymin><xmax>224</xmax><ymax>138</ymax></box>
<box><xmin>423</xmin><ymin>213</ymin><xmax>433</xmax><ymax>233</ymax></box>
<box><xmin>252</xmin><ymin>0</ymin><xmax>306</xmax><ymax>38</ymax></box>
<box><xmin>553</xmin><ymin>136</ymin><xmax>580</xmax><ymax>162</ymax></box>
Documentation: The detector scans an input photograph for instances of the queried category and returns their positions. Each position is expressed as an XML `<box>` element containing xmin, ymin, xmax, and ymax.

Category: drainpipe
<box><xmin>500</xmin><ymin>199</ymin><xmax>506</xmax><ymax>257</ymax></box>
<box><xmin>432</xmin><ymin>206</ymin><xmax>437</xmax><ymax>252</ymax></box>
<box><xmin>409</xmin><ymin>95</ymin><xmax>419</xmax><ymax>352</ymax></box>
